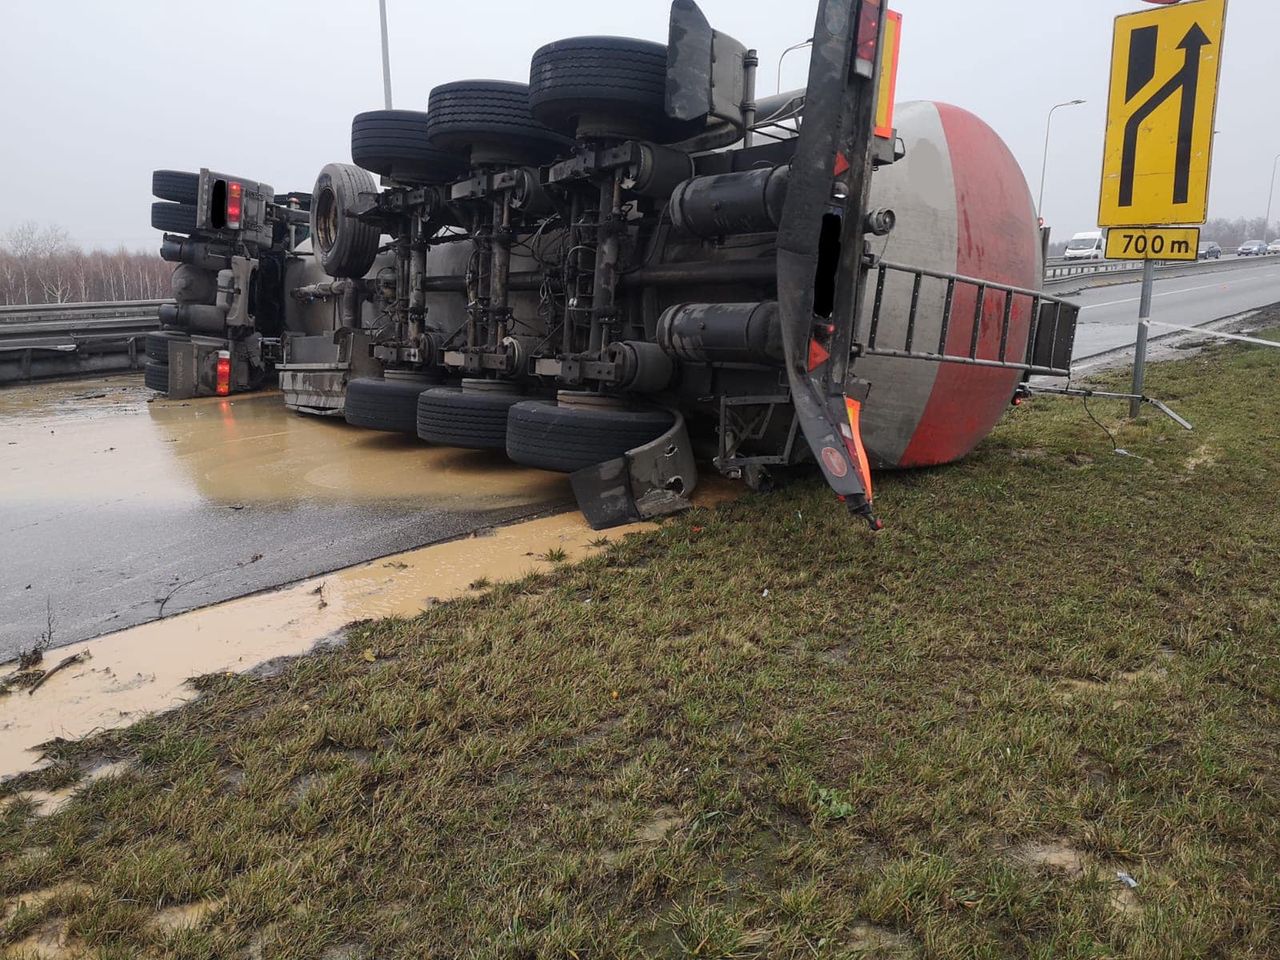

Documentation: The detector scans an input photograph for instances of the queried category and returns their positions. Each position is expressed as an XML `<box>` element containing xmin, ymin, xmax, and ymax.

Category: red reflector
<box><xmin>215</xmin><ymin>351</ymin><xmax>231</xmax><ymax>396</ymax></box>
<box><xmin>226</xmin><ymin>181</ymin><xmax>243</xmax><ymax>229</ymax></box>
<box><xmin>856</xmin><ymin>0</ymin><xmax>882</xmax><ymax>70</ymax></box>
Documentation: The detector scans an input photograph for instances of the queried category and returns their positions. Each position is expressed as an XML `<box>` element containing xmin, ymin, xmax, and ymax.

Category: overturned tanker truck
<box><xmin>300</xmin><ymin>0</ymin><xmax>1078</xmax><ymax>529</ymax></box>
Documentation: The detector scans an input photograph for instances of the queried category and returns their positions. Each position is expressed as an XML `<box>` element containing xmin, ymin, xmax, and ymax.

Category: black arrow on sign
<box><xmin>1118</xmin><ymin>23</ymin><xmax>1212</xmax><ymax>208</ymax></box>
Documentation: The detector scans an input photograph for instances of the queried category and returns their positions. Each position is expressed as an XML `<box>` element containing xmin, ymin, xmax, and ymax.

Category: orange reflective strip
<box><xmin>843</xmin><ymin>397</ymin><xmax>874</xmax><ymax>500</ymax></box>
<box><xmin>874</xmin><ymin>10</ymin><xmax>902</xmax><ymax>139</ymax></box>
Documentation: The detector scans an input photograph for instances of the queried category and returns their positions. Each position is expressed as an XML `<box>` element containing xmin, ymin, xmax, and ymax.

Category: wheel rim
<box><xmin>314</xmin><ymin>187</ymin><xmax>338</xmax><ymax>256</ymax></box>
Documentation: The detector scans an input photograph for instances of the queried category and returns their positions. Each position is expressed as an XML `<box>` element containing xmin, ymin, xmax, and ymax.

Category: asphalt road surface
<box><xmin>1068</xmin><ymin>256</ymin><xmax>1280</xmax><ymax>361</ymax></box>
<box><xmin>0</xmin><ymin>380</ymin><xmax>573</xmax><ymax>660</ymax></box>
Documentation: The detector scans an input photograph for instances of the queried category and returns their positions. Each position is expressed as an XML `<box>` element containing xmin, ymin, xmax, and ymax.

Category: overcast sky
<box><xmin>0</xmin><ymin>0</ymin><xmax>1273</xmax><ymax>250</ymax></box>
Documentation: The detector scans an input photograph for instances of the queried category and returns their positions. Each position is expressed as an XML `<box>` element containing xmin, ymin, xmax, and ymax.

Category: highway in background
<box><xmin>1067</xmin><ymin>256</ymin><xmax>1280</xmax><ymax>362</ymax></box>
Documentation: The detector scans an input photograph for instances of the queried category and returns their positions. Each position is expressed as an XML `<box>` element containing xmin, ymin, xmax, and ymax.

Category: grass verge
<box><xmin>2</xmin><ymin>322</ymin><xmax>1279</xmax><ymax>959</ymax></box>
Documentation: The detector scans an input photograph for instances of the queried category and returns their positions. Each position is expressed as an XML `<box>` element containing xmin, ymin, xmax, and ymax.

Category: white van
<box><xmin>1063</xmin><ymin>230</ymin><xmax>1105</xmax><ymax>261</ymax></box>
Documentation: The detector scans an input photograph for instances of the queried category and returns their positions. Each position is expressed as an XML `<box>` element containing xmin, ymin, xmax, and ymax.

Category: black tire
<box><xmin>425</xmin><ymin>81</ymin><xmax>571</xmax><ymax>164</ymax></box>
<box><xmin>416</xmin><ymin>386</ymin><xmax>527</xmax><ymax>450</ymax></box>
<box><xmin>311</xmin><ymin>163</ymin><xmax>380</xmax><ymax>279</ymax></box>
<box><xmin>506</xmin><ymin>400</ymin><xmax>674</xmax><ymax>473</ymax></box>
<box><xmin>152</xmin><ymin>170</ymin><xmax>199</xmax><ymax>204</ymax></box>
<box><xmin>351</xmin><ymin>110</ymin><xmax>466</xmax><ymax>184</ymax></box>
<box><xmin>344</xmin><ymin>377</ymin><xmax>434</xmax><ymax>433</ymax></box>
<box><xmin>151</xmin><ymin>201</ymin><xmax>198</xmax><ymax>234</ymax></box>
<box><xmin>145</xmin><ymin>331</ymin><xmax>189</xmax><ymax>362</ymax></box>
<box><xmin>143</xmin><ymin>361</ymin><xmax>169</xmax><ymax>393</ymax></box>
<box><xmin>529</xmin><ymin>37</ymin><xmax>695</xmax><ymax>142</ymax></box>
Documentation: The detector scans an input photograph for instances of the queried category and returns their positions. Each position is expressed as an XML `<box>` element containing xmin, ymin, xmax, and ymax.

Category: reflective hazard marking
<box><xmin>875</xmin><ymin>10</ymin><xmax>903</xmax><ymax>139</ymax></box>
<box><xmin>843</xmin><ymin>397</ymin><xmax>874</xmax><ymax>500</ymax></box>
<box><xmin>808</xmin><ymin>339</ymin><xmax>831</xmax><ymax>371</ymax></box>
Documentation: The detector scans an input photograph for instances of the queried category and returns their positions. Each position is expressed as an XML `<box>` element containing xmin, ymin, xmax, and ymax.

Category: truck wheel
<box><xmin>528</xmin><ymin>37</ymin><xmax>696</xmax><ymax>142</ymax></box>
<box><xmin>145</xmin><ymin>331</ymin><xmax>189</xmax><ymax>362</ymax></box>
<box><xmin>425</xmin><ymin>81</ymin><xmax>571</xmax><ymax>165</ymax></box>
<box><xmin>506</xmin><ymin>399</ymin><xmax>674</xmax><ymax>472</ymax></box>
<box><xmin>351</xmin><ymin>110</ymin><xmax>467</xmax><ymax>184</ymax></box>
<box><xmin>344</xmin><ymin>376</ymin><xmax>435</xmax><ymax>433</ymax></box>
<box><xmin>416</xmin><ymin>384</ymin><xmax>527</xmax><ymax>450</ymax></box>
<box><xmin>151</xmin><ymin>201</ymin><xmax>198</xmax><ymax>234</ymax></box>
<box><xmin>152</xmin><ymin>170</ymin><xmax>199</xmax><ymax>204</ymax></box>
<box><xmin>311</xmin><ymin>163</ymin><xmax>380</xmax><ymax>279</ymax></box>
<box><xmin>143</xmin><ymin>361</ymin><xmax>170</xmax><ymax>393</ymax></box>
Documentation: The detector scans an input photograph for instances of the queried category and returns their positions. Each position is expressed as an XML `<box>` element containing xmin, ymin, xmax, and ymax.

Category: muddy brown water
<box><xmin>0</xmin><ymin>376</ymin><xmax>575</xmax><ymax>657</ymax></box>
<box><xmin>0</xmin><ymin>511</ymin><xmax>657</xmax><ymax>781</ymax></box>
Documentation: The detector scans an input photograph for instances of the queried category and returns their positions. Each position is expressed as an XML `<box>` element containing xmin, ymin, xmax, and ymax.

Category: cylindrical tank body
<box><xmin>853</xmin><ymin>101</ymin><xmax>1042</xmax><ymax>469</ymax></box>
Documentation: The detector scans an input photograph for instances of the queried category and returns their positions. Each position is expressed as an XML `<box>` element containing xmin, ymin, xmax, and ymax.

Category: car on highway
<box><xmin>1198</xmin><ymin>241</ymin><xmax>1222</xmax><ymax>260</ymax></box>
<box><xmin>1063</xmin><ymin>231</ymin><xmax>1105</xmax><ymax>261</ymax></box>
<box><xmin>1238</xmin><ymin>240</ymin><xmax>1269</xmax><ymax>256</ymax></box>
<box><xmin>1268</xmin><ymin>239</ymin><xmax>1280</xmax><ymax>255</ymax></box>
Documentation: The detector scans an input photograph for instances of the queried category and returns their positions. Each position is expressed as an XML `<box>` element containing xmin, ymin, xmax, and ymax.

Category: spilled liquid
<box><xmin>0</xmin><ymin>377</ymin><xmax>568</xmax><ymax>508</ymax></box>
<box><xmin>0</xmin><ymin>513</ymin><xmax>651</xmax><ymax>780</ymax></box>
<box><xmin>0</xmin><ymin>375</ymin><xmax>737</xmax><ymax>781</ymax></box>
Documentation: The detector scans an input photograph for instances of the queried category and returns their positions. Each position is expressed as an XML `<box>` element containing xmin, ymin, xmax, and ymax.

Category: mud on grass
<box><xmin>2</xmin><ymin>328</ymin><xmax>1280</xmax><ymax>959</ymax></box>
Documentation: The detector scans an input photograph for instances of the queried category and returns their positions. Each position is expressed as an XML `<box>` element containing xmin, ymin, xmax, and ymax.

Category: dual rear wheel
<box><xmin>343</xmin><ymin>378</ymin><xmax>674</xmax><ymax>473</ymax></box>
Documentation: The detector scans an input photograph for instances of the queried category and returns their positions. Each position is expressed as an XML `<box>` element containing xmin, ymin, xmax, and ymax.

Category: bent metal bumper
<box><xmin>569</xmin><ymin>412</ymin><xmax>698</xmax><ymax>530</ymax></box>
<box><xmin>775</xmin><ymin>0</ymin><xmax>886</xmax><ymax>529</ymax></box>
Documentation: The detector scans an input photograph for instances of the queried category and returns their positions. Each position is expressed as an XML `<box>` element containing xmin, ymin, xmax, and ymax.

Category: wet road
<box><xmin>0</xmin><ymin>379</ymin><xmax>573</xmax><ymax>660</ymax></box>
<box><xmin>1068</xmin><ymin>256</ymin><xmax>1280</xmax><ymax>361</ymax></box>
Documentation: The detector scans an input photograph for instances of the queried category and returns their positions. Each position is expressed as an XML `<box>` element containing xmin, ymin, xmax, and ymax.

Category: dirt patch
<box><xmin>3</xmin><ymin>918</ymin><xmax>77</xmax><ymax>959</ymax></box>
<box><xmin>12</xmin><ymin>761</ymin><xmax>133</xmax><ymax>817</ymax></box>
<box><xmin>0</xmin><ymin>883</ymin><xmax>92</xmax><ymax>926</ymax></box>
<box><xmin>149</xmin><ymin>899</ymin><xmax>219</xmax><ymax>932</ymax></box>
<box><xmin>1012</xmin><ymin>840</ymin><xmax>1087</xmax><ymax>876</ymax></box>
<box><xmin>1184</xmin><ymin>444</ymin><xmax>1220</xmax><ymax>472</ymax></box>
<box><xmin>635</xmin><ymin>807</ymin><xmax>684</xmax><ymax>843</ymax></box>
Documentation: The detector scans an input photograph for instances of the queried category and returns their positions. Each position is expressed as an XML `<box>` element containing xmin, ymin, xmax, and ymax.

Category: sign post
<box><xmin>1097</xmin><ymin>0</ymin><xmax>1226</xmax><ymax>417</ymax></box>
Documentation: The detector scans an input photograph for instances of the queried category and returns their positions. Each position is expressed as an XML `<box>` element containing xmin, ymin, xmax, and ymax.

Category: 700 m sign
<box><xmin>1105</xmin><ymin>227</ymin><xmax>1199</xmax><ymax>261</ymax></box>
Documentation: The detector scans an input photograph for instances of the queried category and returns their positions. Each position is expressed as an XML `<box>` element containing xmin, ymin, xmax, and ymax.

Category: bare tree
<box><xmin>1</xmin><ymin>222</ymin><xmax>172</xmax><ymax>305</ymax></box>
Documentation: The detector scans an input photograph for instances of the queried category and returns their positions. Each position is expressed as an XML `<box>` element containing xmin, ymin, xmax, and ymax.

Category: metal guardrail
<box><xmin>0</xmin><ymin>299</ymin><xmax>169</xmax><ymax>383</ymax></box>
<box><xmin>1044</xmin><ymin>253</ymin><xmax>1276</xmax><ymax>285</ymax></box>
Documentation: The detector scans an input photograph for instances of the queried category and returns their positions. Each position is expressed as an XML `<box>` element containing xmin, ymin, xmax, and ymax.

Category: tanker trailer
<box><xmin>305</xmin><ymin>0</ymin><xmax>1079</xmax><ymax>528</ymax></box>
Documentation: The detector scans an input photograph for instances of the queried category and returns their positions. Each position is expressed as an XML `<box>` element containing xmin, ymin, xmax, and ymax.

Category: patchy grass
<box><xmin>2</xmin><ymin>327</ymin><xmax>1280</xmax><ymax>959</ymax></box>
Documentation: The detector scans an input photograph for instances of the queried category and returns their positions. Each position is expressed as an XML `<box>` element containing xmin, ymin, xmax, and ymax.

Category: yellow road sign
<box><xmin>1098</xmin><ymin>0</ymin><xmax>1227</xmax><ymax>228</ymax></box>
<box><xmin>1105</xmin><ymin>226</ymin><xmax>1200</xmax><ymax>261</ymax></box>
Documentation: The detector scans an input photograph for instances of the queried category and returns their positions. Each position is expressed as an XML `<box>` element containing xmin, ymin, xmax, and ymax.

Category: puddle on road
<box><xmin>0</xmin><ymin>512</ymin><xmax>657</xmax><ymax>780</ymax></box>
<box><xmin>0</xmin><ymin>376</ymin><xmax>567</xmax><ymax>509</ymax></box>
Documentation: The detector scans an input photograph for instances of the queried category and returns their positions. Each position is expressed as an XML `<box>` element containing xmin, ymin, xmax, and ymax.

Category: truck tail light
<box><xmin>226</xmin><ymin>182</ymin><xmax>243</xmax><ymax>230</ymax></box>
<box><xmin>215</xmin><ymin>351</ymin><xmax>231</xmax><ymax>396</ymax></box>
<box><xmin>854</xmin><ymin>0</ymin><xmax>882</xmax><ymax>78</ymax></box>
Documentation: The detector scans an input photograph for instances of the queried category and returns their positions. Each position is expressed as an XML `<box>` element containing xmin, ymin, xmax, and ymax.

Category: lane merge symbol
<box><xmin>1098</xmin><ymin>0</ymin><xmax>1227</xmax><ymax>229</ymax></box>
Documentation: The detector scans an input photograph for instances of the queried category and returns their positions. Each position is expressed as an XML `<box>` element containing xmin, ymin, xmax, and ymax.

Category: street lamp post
<box><xmin>1036</xmin><ymin>99</ymin><xmax>1086</xmax><ymax>221</ymax></box>
<box><xmin>378</xmin><ymin>0</ymin><xmax>393</xmax><ymax>110</ymax></box>
<box><xmin>1265</xmin><ymin>154</ymin><xmax>1280</xmax><ymax>245</ymax></box>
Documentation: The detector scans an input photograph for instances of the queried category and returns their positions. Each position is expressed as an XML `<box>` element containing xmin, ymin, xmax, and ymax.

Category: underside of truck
<box><xmin>153</xmin><ymin>0</ymin><xmax>1080</xmax><ymax>530</ymax></box>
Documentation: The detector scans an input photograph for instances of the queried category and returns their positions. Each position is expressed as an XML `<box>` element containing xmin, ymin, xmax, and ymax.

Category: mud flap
<box><xmin>570</xmin><ymin>412</ymin><xmax>698</xmax><ymax>530</ymax></box>
<box><xmin>775</xmin><ymin>0</ymin><xmax>885</xmax><ymax>529</ymax></box>
<box><xmin>166</xmin><ymin>340</ymin><xmax>199</xmax><ymax>400</ymax></box>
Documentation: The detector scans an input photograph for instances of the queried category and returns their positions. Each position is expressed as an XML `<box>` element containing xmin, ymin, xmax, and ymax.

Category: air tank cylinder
<box><xmin>656</xmin><ymin>302</ymin><xmax>784</xmax><ymax>366</ymax></box>
<box><xmin>668</xmin><ymin>166</ymin><xmax>790</xmax><ymax>238</ymax></box>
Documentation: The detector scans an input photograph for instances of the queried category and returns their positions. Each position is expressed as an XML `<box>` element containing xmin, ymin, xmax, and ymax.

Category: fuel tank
<box><xmin>854</xmin><ymin>101</ymin><xmax>1042</xmax><ymax>469</ymax></box>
